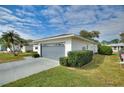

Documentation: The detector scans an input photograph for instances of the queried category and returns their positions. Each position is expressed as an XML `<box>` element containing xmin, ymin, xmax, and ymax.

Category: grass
<box><xmin>3</xmin><ymin>54</ymin><xmax>124</xmax><ymax>87</ymax></box>
<box><xmin>0</xmin><ymin>52</ymin><xmax>33</xmax><ymax>64</ymax></box>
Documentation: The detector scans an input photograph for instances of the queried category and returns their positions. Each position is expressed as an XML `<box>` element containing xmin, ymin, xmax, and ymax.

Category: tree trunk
<box><xmin>11</xmin><ymin>43</ymin><xmax>17</xmax><ymax>56</ymax></box>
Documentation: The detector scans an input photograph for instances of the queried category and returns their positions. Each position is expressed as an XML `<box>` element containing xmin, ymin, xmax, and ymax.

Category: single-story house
<box><xmin>0</xmin><ymin>44</ymin><xmax>33</xmax><ymax>53</ymax></box>
<box><xmin>0</xmin><ymin>44</ymin><xmax>6</xmax><ymax>51</ymax></box>
<box><xmin>108</xmin><ymin>43</ymin><xmax>124</xmax><ymax>52</ymax></box>
<box><xmin>32</xmin><ymin>34</ymin><xmax>98</xmax><ymax>60</ymax></box>
<box><xmin>21</xmin><ymin>45</ymin><xmax>33</xmax><ymax>52</ymax></box>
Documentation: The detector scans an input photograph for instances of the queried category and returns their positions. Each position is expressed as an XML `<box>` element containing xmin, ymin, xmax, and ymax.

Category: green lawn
<box><xmin>0</xmin><ymin>52</ymin><xmax>33</xmax><ymax>64</ymax></box>
<box><xmin>3</xmin><ymin>54</ymin><xmax>124</xmax><ymax>87</ymax></box>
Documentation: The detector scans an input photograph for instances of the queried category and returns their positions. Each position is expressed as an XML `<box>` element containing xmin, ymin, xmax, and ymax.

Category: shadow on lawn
<box><xmin>82</xmin><ymin>54</ymin><xmax>105</xmax><ymax>70</ymax></box>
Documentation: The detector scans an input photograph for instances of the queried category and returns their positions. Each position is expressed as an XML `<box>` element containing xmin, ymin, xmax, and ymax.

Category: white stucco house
<box><xmin>0</xmin><ymin>44</ymin><xmax>6</xmax><ymax>51</ymax></box>
<box><xmin>6</xmin><ymin>45</ymin><xmax>33</xmax><ymax>52</ymax></box>
<box><xmin>108</xmin><ymin>43</ymin><xmax>124</xmax><ymax>52</ymax></box>
<box><xmin>33</xmin><ymin>34</ymin><xmax>98</xmax><ymax>60</ymax></box>
<box><xmin>0</xmin><ymin>44</ymin><xmax>33</xmax><ymax>53</ymax></box>
<box><xmin>21</xmin><ymin>45</ymin><xmax>33</xmax><ymax>52</ymax></box>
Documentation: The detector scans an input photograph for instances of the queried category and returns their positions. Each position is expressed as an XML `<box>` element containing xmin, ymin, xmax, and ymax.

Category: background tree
<box><xmin>109</xmin><ymin>39</ymin><xmax>120</xmax><ymax>44</ymax></box>
<box><xmin>101</xmin><ymin>40</ymin><xmax>109</xmax><ymax>45</ymax></box>
<box><xmin>80</xmin><ymin>30</ymin><xmax>92</xmax><ymax>39</ymax></box>
<box><xmin>90</xmin><ymin>31</ymin><xmax>100</xmax><ymax>38</ymax></box>
<box><xmin>80</xmin><ymin>30</ymin><xmax>100</xmax><ymax>41</ymax></box>
<box><xmin>120</xmin><ymin>33</ymin><xmax>124</xmax><ymax>43</ymax></box>
<box><xmin>101</xmin><ymin>39</ymin><xmax>120</xmax><ymax>45</ymax></box>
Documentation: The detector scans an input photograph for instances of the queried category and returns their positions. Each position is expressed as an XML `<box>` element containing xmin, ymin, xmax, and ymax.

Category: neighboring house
<box><xmin>7</xmin><ymin>45</ymin><xmax>20</xmax><ymax>52</ymax></box>
<box><xmin>0</xmin><ymin>44</ymin><xmax>33</xmax><ymax>53</ymax></box>
<box><xmin>21</xmin><ymin>45</ymin><xmax>33</xmax><ymax>52</ymax></box>
<box><xmin>33</xmin><ymin>34</ymin><xmax>98</xmax><ymax>60</ymax></box>
<box><xmin>108</xmin><ymin>43</ymin><xmax>124</xmax><ymax>52</ymax></box>
<box><xmin>6</xmin><ymin>45</ymin><xmax>33</xmax><ymax>52</ymax></box>
<box><xmin>0</xmin><ymin>44</ymin><xmax>7</xmax><ymax>51</ymax></box>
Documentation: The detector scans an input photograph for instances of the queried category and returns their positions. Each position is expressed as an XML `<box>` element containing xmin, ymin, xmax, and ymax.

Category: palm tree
<box><xmin>19</xmin><ymin>38</ymin><xmax>28</xmax><ymax>51</ymax></box>
<box><xmin>0</xmin><ymin>30</ymin><xmax>27</xmax><ymax>55</ymax></box>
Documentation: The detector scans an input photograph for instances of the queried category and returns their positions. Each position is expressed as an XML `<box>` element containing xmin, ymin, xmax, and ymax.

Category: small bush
<box><xmin>32</xmin><ymin>53</ymin><xmax>40</xmax><ymax>58</ymax></box>
<box><xmin>67</xmin><ymin>50</ymin><xmax>93</xmax><ymax>67</ymax></box>
<box><xmin>59</xmin><ymin>57</ymin><xmax>68</xmax><ymax>66</ymax></box>
<box><xmin>98</xmin><ymin>46</ymin><xmax>113</xmax><ymax>55</ymax></box>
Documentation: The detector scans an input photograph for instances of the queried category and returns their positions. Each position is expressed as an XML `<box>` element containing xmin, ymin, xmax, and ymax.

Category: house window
<box><xmin>121</xmin><ymin>46</ymin><xmax>124</xmax><ymax>49</ymax></box>
<box><xmin>82</xmin><ymin>46</ymin><xmax>86</xmax><ymax>50</ymax></box>
<box><xmin>87</xmin><ymin>45</ymin><xmax>88</xmax><ymax>50</ymax></box>
<box><xmin>56</xmin><ymin>43</ymin><xmax>64</xmax><ymax>46</ymax></box>
<box><xmin>35</xmin><ymin>47</ymin><xmax>38</xmax><ymax>50</ymax></box>
<box><xmin>114</xmin><ymin>46</ymin><xmax>117</xmax><ymax>50</ymax></box>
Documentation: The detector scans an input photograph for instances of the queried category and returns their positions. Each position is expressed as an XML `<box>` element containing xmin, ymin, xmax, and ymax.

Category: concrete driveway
<box><xmin>0</xmin><ymin>57</ymin><xmax>59</xmax><ymax>86</ymax></box>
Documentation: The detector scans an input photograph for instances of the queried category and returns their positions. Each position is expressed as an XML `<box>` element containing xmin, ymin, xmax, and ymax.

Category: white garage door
<box><xmin>42</xmin><ymin>43</ymin><xmax>65</xmax><ymax>60</ymax></box>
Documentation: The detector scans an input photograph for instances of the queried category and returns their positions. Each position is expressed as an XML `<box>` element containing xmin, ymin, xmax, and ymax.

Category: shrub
<box><xmin>32</xmin><ymin>53</ymin><xmax>40</xmax><ymax>58</ymax></box>
<box><xmin>98</xmin><ymin>46</ymin><xmax>113</xmax><ymax>55</ymax></box>
<box><xmin>59</xmin><ymin>57</ymin><xmax>68</xmax><ymax>66</ymax></box>
<box><xmin>67</xmin><ymin>50</ymin><xmax>93</xmax><ymax>67</ymax></box>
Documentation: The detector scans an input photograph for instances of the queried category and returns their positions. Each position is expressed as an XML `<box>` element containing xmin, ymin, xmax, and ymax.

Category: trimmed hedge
<box><xmin>59</xmin><ymin>50</ymin><xmax>93</xmax><ymax>67</ymax></box>
<box><xmin>32</xmin><ymin>53</ymin><xmax>40</xmax><ymax>58</ymax></box>
<box><xmin>59</xmin><ymin>57</ymin><xmax>68</xmax><ymax>66</ymax></box>
<box><xmin>98</xmin><ymin>45</ymin><xmax>113</xmax><ymax>55</ymax></box>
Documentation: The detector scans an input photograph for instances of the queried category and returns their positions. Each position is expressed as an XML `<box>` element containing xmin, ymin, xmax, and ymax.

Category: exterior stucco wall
<box><xmin>7</xmin><ymin>45</ymin><xmax>20</xmax><ymax>52</ymax></box>
<box><xmin>111</xmin><ymin>47</ymin><xmax>117</xmax><ymax>52</ymax></box>
<box><xmin>33</xmin><ymin>45</ymin><xmax>39</xmax><ymax>52</ymax></box>
<box><xmin>71</xmin><ymin>38</ymin><xmax>97</xmax><ymax>53</ymax></box>
<box><xmin>21</xmin><ymin>45</ymin><xmax>33</xmax><ymax>52</ymax></box>
<box><xmin>21</xmin><ymin>46</ymin><xmax>26</xmax><ymax>52</ymax></box>
<box><xmin>64</xmin><ymin>38</ymin><xmax>72</xmax><ymax>56</ymax></box>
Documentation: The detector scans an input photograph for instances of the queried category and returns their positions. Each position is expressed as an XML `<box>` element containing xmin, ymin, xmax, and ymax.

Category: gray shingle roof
<box><xmin>32</xmin><ymin>33</ymin><xmax>97</xmax><ymax>44</ymax></box>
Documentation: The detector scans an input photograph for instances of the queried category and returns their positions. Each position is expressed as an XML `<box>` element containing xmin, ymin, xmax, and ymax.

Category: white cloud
<box><xmin>41</xmin><ymin>6</ymin><xmax>63</xmax><ymax>18</ymax></box>
<box><xmin>0</xmin><ymin>6</ymin><xmax>45</xmax><ymax>40</ymax></box>
<box><xmin>0</xmin><ymin>19</ymin><xmax>8</xmax><ymax>23</ymax></box>
<box><xmin>0</xmin><ymin>24</ymin><xmax>39</xmax><ymax>39</ymax></box>
<box><xmin>16</xmin><ymin>9</ymin><xmax>35</xmax><ymax>17</ymax></box>
<box><xmin>49</xmin><ymin>17</ymin><xmax>63</xmax><ymax>24</ymax></box>
<box><xmin>0</xmin><ymin>7</ymin><xmax>23</xmax><ymax>23</ymax></box>
<box><xmin>0</xmin><ymin>6</ymin><xmax>12</xmax><ymax>14</ymax></box>
<box><xmin>41</xmin><ymin>9</ymin><xmax>58</xmax><ymax>17</ymax></box>
<box><xmin>87</xmin><ymin>13</ymin><xmax>124</xmax><ymax>41</ymax></box>
<box><xmin>0</xmin><ymin>6</ymin><xmax>124</xmax><ymax>41</ymax></box>
<box><xmin>0</xmin><ymin>11</ymin><xmax>22</xmax><ymax>22</ymax></box>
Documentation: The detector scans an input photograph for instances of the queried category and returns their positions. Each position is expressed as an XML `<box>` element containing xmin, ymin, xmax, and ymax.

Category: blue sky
<box><xmin>0</xmin><ymin>5</ymin><xmax>124</xmax><ymax>41</ymax></box>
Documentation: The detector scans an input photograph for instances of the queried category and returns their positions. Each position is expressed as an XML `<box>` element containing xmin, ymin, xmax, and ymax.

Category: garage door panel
<box><xmin>42</xmin><ymin>46</ymin><xmax>65</xmax><ymax>60</ymax></box>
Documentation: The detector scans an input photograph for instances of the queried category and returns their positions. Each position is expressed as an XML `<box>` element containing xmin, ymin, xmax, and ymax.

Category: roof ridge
<box><xmin>34</xmin><ymin>33</ymin><xmax>74</xmax><ymax>41</ymax></box>
<box><xmin>33</xmin><ymin>33</ymin><xmax>97</xmax><ymax>44</ymax></box>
